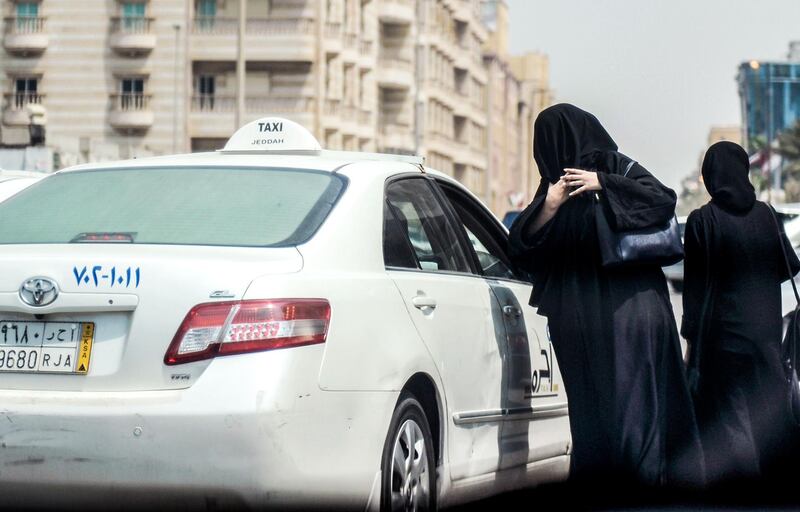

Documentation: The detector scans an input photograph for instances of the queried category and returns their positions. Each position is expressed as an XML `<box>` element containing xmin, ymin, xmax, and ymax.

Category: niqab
<box><xmin>701</xmin><ymin>141</ymin><xmax>756</xmax><ymax>213</ymax></box>
<box><xmin>533</xmin><ymin>104</ymin><xmax>618</xmax><ymax>184</ymax></box>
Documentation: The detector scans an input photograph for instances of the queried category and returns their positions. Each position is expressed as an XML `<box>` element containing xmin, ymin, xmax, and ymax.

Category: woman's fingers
<box><xmin>569</xmin><ymin>185</ymin><xmax>588</xmax><ymax>197</ymax></box>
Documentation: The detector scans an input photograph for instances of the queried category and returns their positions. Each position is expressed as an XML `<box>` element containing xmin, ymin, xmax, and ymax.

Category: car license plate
<box><xmin>0</xmin><ymin>321</ymin><xmax>94</xmax><ymax>374</ymax></box>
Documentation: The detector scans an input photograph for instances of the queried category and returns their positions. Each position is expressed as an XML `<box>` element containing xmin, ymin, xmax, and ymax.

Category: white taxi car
<box><xmin>0</xmin><ymin>118</ymin><xmax>570</xmax><ymax>510</ymax></box>
<box><xmin>0</xmin><ymin>170</ymin><xmax>43</xmax><ymax>203</ymax></box>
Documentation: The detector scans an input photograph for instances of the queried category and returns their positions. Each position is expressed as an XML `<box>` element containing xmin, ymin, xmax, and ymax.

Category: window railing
<box><xmin>325</xmin><ymin>22</ymin><xmax>341</xmax><ymax>39</ymax></box>
<box><xmin>111</xmin><ymin>93</ymin><xmax>151</xmax><ymax>111</ymax></box>
<box><xmin>4</xmin><ymin>16</ymin><xmax>46</xmax><ymax>34</ymax></box>
<box><xmin>246</xmin><ymin>18</ymin><xmax>315</xmax><ymax>35</ymax></box>
<box><xmin>378</xmin><ymin>50</ymin><xmax>414</xmax><ymax>69</ymax></box>
<box><xmin>190</xmin><ymin>95</ymin><xmax>315</xmax><ymax>114</ymax></box>
<box><xmin>324</xmin><ymin>98</ymin><xmax>340</xmax><ymax>116</ymax></box>
<box><xmin>192</xmin><ymin>94</ymin><xmax>236</xmax><ymax>112</ymax></box>
<box><xmin>111</xmin><ymin>16</ymin><xmax>154</xmax><ymax>34</ymax></box>
<box><xmin>192</xmin><ymin>16</ymin><xmax>237</xmax><ymax>34</ymax></box>
<box><xmin>4</xmin><ymin>92</ymin><xmax>44</xmax><ymax>109</ymax></box>
<box><xmin>192</xmin><ymin>16</ymin><xmax>315</xmax><ymax>35</ymax></box>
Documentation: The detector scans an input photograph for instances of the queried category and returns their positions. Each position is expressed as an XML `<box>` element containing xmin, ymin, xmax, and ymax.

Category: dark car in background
<box><xmin>502</xmin><ymin>210</ymin><xmax>521</xmax><ymax>230</ymax></box>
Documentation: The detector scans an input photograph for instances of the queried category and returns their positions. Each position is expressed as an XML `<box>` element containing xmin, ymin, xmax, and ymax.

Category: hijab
<box><xmin>701</xmin><ymin>141</ymin><xmax>756</xmax><ymax>213</ymax></box>
<box><xmin>533</xmin><ymin>103</ymin><xmax>619</xmax><ymax>184</ymax></box>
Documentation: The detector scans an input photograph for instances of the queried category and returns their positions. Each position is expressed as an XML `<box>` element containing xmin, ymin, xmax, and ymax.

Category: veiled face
<box><xmin>533</xmin><ymin>104</ymin><xmax>618</xmax><ymax>184</ymax></box>
<box><xmin>701</xmin><ymin>141</ymin><xmax>755</xmax><ymax>212</ymax></box>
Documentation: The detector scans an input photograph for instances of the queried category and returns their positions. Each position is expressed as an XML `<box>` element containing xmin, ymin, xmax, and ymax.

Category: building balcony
<box><xmin>377</xmin><ymin>0</ymin><xmax>415</xmax><ymax>25</ymax></box>
<box><xmin>190</xmin><ymin>17</ymin><xmax>316</xmax><ymax>62</ymax></box>
<box><xmin>110</xmin><ymin>17</ymin><xmax>156</xmax><ymax>56</ymax></box>
<box><xmin>360</xmin><ymin>39</ymin><xmax>374</xmax><ymax>57</ymax></box>
<box><xmin>3</xmin><ymin>17</ymin><xmax>48</xmax><ymax>55</ymax></box>
<box><xmin>189</xmin><ymin>94</ymin><xmax>316</xmax><ymax>138</ymax></box>
<box><xmin>343</xmin><ymin>32</ymin><xmax>358</xmax><ymax>52</ymax></box>
<box><xmin>359</xmin><ymin>109</ymin><xmax>373</xmax><ymax>126</ymax></box>
<box><xmin>324</xmin><ymin>22</ymin><xmax>342</xmax><ymax>54</ymax></box>
<box><xmin>378</xmin><ymin>119</ymin><xmax>414</xmax><ymax>153</ymax></box>
<box><xmin>377</xmin><ymin>55</ymin><xmax>414</xmax><ymax>89</ymax></box>
<box><xmin>342</xmin><ymin>104</ymin><xmax>359</xmax><ymax>123</ymax></box>
<box><xmin>2</xmin><ymin>93</ymin><xmax>44</xmax><ymax>126</ymax></box>
<box><xmin>109</xmin><ymin>94</ymin><xmax>154</xmax><ymax>131</ymax></box>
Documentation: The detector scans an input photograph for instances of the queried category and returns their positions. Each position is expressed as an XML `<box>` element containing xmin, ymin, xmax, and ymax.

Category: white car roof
<box><xmin>0</xmin><ymin>170</ymin><xmax>46</xmax><ymax>182</ymax></box>
<box><xmin>59</xmin><ymin>150</ymin><xmax>422</xmax><ymax>176</ymax></box>
<box><xmin>59</xmin><ymin>116</ymin><xmax>426</xmax><ymax>177</ymax></box>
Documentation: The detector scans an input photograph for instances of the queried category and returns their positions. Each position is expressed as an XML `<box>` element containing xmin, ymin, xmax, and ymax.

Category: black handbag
<box><xmin>594</xmin><ymin>161</ymin><xmax>684</xmax><ymax>268</ymax></box>
<box><xmin>768</xmin><ymin>206</ymin><xmax>800</xmax><ymax>427</ymax></box>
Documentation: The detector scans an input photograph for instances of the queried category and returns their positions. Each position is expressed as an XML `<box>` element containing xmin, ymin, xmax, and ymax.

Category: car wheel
<box><xmin>380</xmin><ymin>393</ymin><xmax>437</xmax><ymax>512</ymax></box>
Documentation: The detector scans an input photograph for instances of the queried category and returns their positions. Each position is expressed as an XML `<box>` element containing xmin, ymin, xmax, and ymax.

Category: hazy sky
<box><xmin>506</xmin><ymin>0</ymin><xmax>800</xmax><ymax>190</ymax></box>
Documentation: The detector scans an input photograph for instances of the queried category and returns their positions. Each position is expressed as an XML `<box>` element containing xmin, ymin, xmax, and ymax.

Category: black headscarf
<box><xmin>701</xmin><ymin>141</ymin><xmax>756</xmax><ymax>213</ymax></box>
<box><xmin>533</xmin><ymin>103</ymin><xmax>619</xmax><ymax>184</ymax></box>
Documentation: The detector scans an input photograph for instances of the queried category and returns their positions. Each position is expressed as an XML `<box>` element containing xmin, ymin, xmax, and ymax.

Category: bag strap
<box><xmin>623</xmin><ymin>160</ymin><xmax>635</xmax><ymax>178</ymax></box>
<box><xmin>768</xmin><ymin>205</ymin><xmax>800</xmax><ymax>306</ymax></box>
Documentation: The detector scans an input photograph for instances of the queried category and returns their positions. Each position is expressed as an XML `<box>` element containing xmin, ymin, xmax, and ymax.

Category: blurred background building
<box><xmin>0</xmin><ymin>0</ymin><xmax>552</xmax><ymax>215</ymax></box>
<box><xmin>737</xmin><ymin>45</ymin><xmax>800</xmax><ymax>197</ymax></box>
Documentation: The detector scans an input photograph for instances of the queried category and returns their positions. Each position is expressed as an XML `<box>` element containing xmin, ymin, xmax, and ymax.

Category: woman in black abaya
<box><xmin>509</xmin><ymin>104</ymin><xmax>704</xmax><ymax>487</ymax></box>
<box><xmin>683</xmin><ymin>141</ymin><xmax>800</xmax><ymax>485</ymax></box>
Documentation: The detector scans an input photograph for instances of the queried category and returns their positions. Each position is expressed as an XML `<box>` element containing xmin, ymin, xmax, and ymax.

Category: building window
<box><xmin>16</xmin><ymin>1</ymin><xmax>39</xmax><ymax>18</ymax></box>
<box><xmin>15</xmin><ymin>1</ymin><xmax>40</xmax><ymax>32</ymax></box>
<box><xmin>119</xmin><ymin>77</ymin><xmax>145</xmax><ymax>110</ymax></box>
<box><xmin>120</xmin><ymin>1</ymin><xmax>147</xmax><ymax>31</ymax></box>
<box><xmin>13</xmin><ymin>77</ymin><xmax>39</xmax><ymax>108</ymax></box>
<box><xmin>195</xmin><ymin>75</ymin><xmax>216</xmax><ymax>110</ymax></box>
<box><xmin>196</xmin><ymin>0</ymin><xmax>217</xmax><ymax>30</ymax></box>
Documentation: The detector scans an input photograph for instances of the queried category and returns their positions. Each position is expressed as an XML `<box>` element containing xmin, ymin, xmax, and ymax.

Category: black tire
<box><xmin>380</xmin><ymin>393</ymin><xmax>437</xmax><ymax>512</ymax></box>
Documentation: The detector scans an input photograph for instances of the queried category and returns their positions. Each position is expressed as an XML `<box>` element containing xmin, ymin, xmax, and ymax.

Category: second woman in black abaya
<box><xmin>683</xmin><ymin>141</ymin><xmax>800</xmax><ymax>485</ymax></box>
<box><xmin>510</xmin><ymin>104</ymin><xmax>704</xmax><ymax>487</ymax></box>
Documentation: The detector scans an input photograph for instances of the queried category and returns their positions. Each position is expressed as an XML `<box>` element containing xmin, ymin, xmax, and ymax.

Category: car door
<box><xmin>383</xmin><ymin>175</ymin><xmax>506</xmax><ymax>480</ymax></box>
<box><xmin>436</xmin><ymin>180</ymin><xmax>571</xmax><ymax>465</ymax></box>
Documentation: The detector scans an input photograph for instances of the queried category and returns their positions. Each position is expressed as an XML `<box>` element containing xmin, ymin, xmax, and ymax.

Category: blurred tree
<box><xmin>778</xmin><ymin>120</ymin><xmax>800</xmax><ymax>179</ymax></box>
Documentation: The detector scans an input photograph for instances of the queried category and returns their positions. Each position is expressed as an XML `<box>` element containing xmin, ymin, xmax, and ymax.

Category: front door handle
<box><xmin>412</xmin><ymin>296</ymin><xmax>437</xmax><ymax>310</ymax></box>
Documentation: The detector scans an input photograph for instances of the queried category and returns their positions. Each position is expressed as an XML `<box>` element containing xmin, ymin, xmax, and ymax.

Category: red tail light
<box><xmin>164</xmin><ymin>299</ymin><xmax>330</xmax><ymax>365</ymax></box>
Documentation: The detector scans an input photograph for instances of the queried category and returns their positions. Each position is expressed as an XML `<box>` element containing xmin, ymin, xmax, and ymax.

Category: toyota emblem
<box><xmin>19</xmin><ymin>277</ymin><xmax>59</xmax><ymax>307</ymax></box>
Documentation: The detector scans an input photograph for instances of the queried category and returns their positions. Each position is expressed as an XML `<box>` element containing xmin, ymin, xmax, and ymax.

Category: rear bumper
<box><xmin>0</xmin><ymin>348</ymin><xmax>397</xmax><ymax>509</ymax></box>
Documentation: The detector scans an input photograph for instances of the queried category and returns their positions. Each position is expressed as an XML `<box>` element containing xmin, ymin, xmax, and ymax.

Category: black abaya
<box><xmin>510</xmin><ymin>104</ymin><xmax>704</xmax><ymax>487</ymax></box>
<box><xmin>682</xmin><ymin>141</ymin><xmax>800</xmax><ymax>484</ymax></box>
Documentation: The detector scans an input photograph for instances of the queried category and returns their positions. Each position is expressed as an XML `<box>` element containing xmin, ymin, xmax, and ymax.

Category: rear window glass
<box><xmin>0</xmin><ymin>167</ymin><xmax>345</xmax><ymax>247</ymax></box>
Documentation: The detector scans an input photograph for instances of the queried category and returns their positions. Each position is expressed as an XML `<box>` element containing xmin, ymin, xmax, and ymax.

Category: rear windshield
<box><xmin>0</xmin><ymin>167</ymin><xmax>345</xmax><ymax>247</ymax></box>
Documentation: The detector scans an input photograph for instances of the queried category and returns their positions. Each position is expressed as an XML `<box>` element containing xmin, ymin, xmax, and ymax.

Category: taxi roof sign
<box><xmin>222</xmin><ymin>117</ymin><xmax>322</xmax><ymax>153</ymax></box>
<box><xmin>220</xmin><ymin>115</ymin><xmax>425</xmax><ymax>166</ymax></box>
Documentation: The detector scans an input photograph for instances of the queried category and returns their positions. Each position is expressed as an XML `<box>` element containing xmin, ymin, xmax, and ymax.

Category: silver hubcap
<box><xmin>390</xmin><ymin>419</ymin><xmax>430</xmax><ymax>512</ymax></box>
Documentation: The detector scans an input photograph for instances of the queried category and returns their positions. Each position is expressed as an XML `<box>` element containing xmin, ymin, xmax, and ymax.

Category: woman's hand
<box><xmin>545</xmin><ymin>178</ymin><xmax>571</xmax><ymax>208</ymax></box>
<box><xmin>564</xmin><ymin>168</ymin><xmax>602</xmax><ymax>197</ymax></box>
<box><xmin>531</xmin><ymin>179</ymin><xmax>570</xmax><ymax>234</ymax></box>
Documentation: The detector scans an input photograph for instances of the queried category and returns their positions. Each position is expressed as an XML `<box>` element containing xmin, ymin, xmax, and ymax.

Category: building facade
<box><xmin>0</xmin><ymin>0</ymin><xmax>550</xmax><ymax>213</ymax></box>
<box><xmin>738</xmin><ymin>61</ymin><xmax>800</xmax><ymax>150</ymax></box>
<box><xmin>482</xmin><ymin>0</ymin><xmax>551</xmax><ymax>214</ymax></box>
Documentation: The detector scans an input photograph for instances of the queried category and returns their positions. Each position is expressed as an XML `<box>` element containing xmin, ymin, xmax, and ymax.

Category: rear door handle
<box><xmin>412</xmin><ymin>296</ymin><xmax>437</xmax><ymax>310</ymax></box>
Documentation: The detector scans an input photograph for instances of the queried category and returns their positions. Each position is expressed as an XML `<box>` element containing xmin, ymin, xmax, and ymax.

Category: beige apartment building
<box><xmin>483</xmin><ymin>0</ymin><xmax>551</xmax><ymax>214</ymax></box>
<box><xmin>0</xmin><ymin>0</ymin><xmax>550</xmax><ymax>213</ymax></box>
